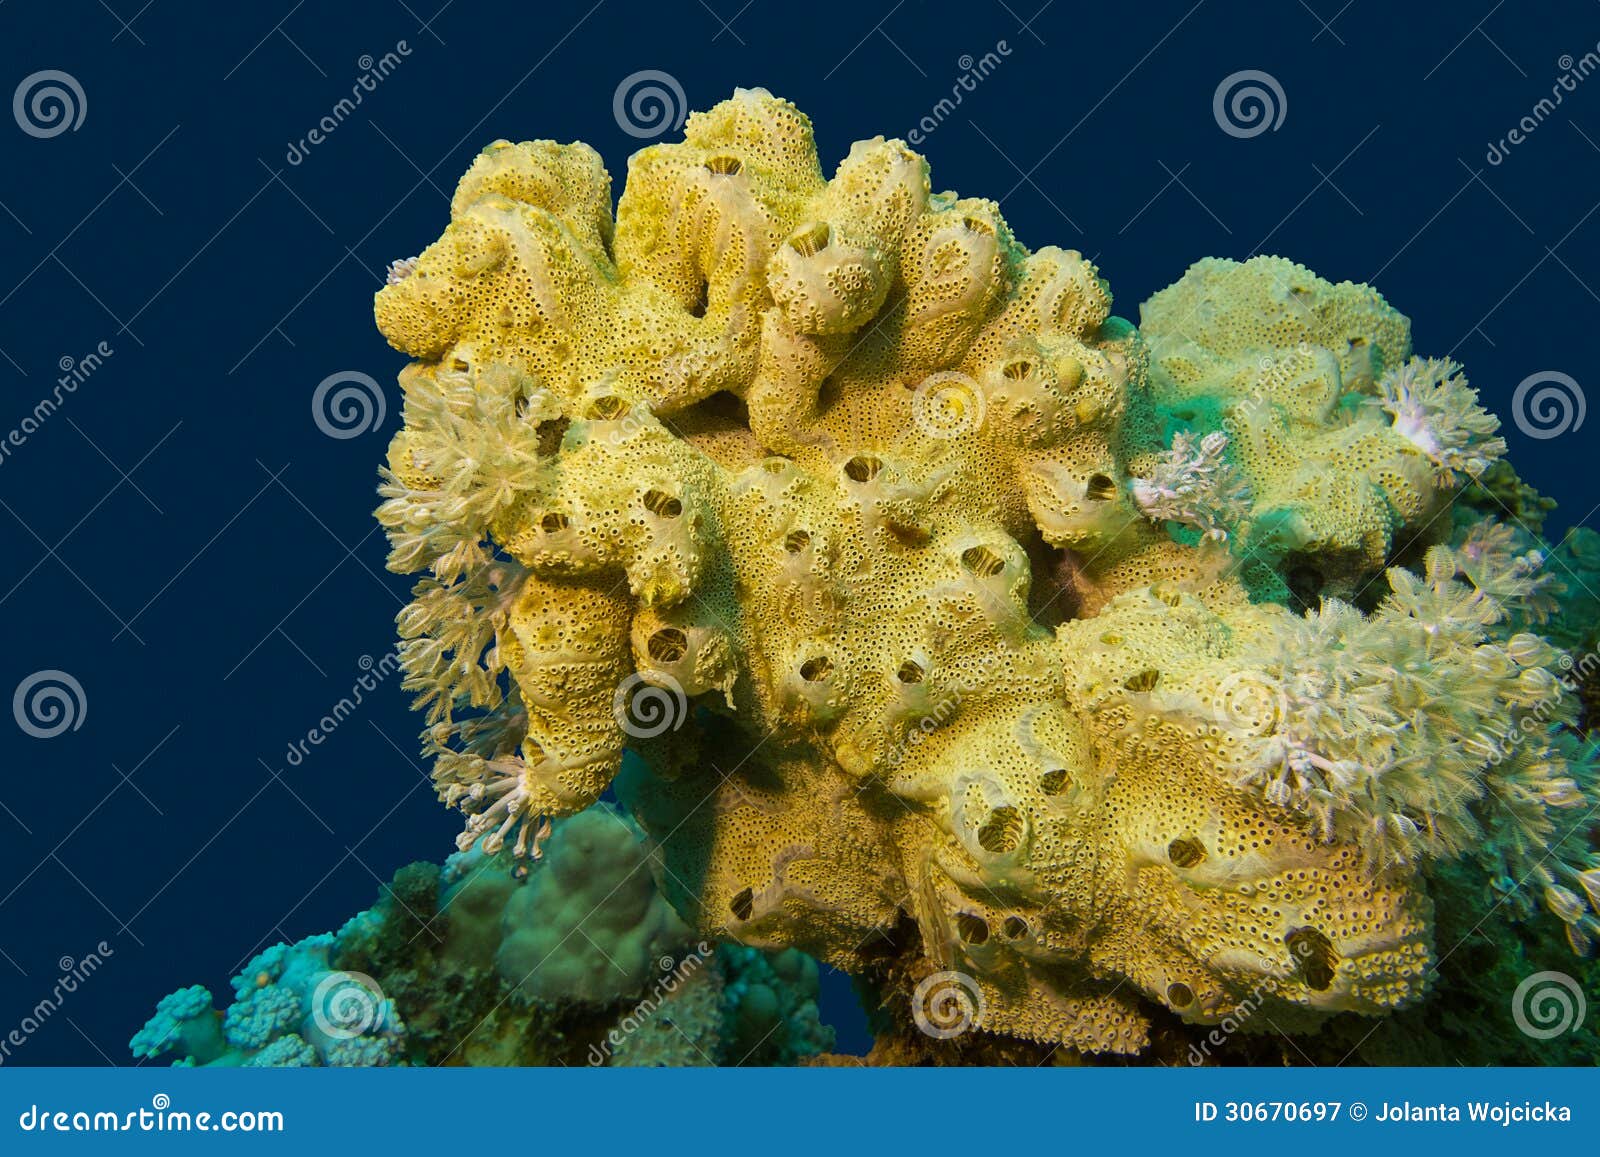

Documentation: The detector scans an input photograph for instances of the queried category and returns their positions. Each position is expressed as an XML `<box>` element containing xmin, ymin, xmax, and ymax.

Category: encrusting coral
<box><xmin>371</xmin><ymin>89</ymin><xmax>1600</xmax><ymax>1057</ymax></box>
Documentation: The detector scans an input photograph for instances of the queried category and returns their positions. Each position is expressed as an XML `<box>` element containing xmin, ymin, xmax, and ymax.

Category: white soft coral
<box><xmin>1373</xmin><ymin>356</ymin><xmax>1507</xmax><ymax>482</ymax></box>
<box><xmin>1221</xmin><ymin>522</ymin><xmax>1595</xmax><ymax>902</ymax></box>
<box><xmin>1129</xmin><ymin>430</ymin><xmax>1250</xmax><ymax>541</ymax></box>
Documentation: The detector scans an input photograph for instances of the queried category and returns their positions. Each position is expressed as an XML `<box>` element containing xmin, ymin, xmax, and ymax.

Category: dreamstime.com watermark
<box><xmin>1511</xmin><ymin>370</ymin><xmax>1585</xmax><ymax>440</ymax></box>
<box><xmin>310</xmin><ymin>971</ymin><xmax>391</xmax><ymax>1040</ymax></box>
<box><xmin>281</xmin><ymin>651</ymin><xmax>401</xmax><ymax>766</ymax></box>
<box><xmin>0</xmin><ymin>943</ymin><xmax>114</xmax><ymax>1065</ymax></box>
<box><xmin>313</xmin><ymin>370</ymin><xmax>387</xmax><ymax>438</ymax></box>
<box><xmin>586</xmin><ymin>942</ymin><xmax>715</xmax><ymax>1064</ymax></box>
<box><xmin>910</xmin><ymin>969</ymin><xmax>986</xmax><ymax>1039</ymax></box>
<box><xmin>911</xmin><ymin>371</ymin><xmax>986</xmax><ymax>438</ymax></box>
<box><xmin>285</xmin><ymin>42</ymin><xmax>411</xmax><ymax>164</ymax></box>
<box><xmin>1486</xmin><ymin>45</ymin><xmax>1600</xmax><ymax>164</ymax></box>
<box><xmin>905</xmin><ymin>41</ymin><xmax>1013</xmax><ymax>145</ymax></box>
<box><xmin>1510</xmin><ymin>970</ymin><xmax>1588</xmax><ymax>1039</ymax></box>
<box><xmin>1187</xmin><ymin>938</ymin><xmax>1320</xmax><ymax>1064</ymax></box>
<box><xmin>12</xmin><ymin>669</ymin><xmax>87</xmax><ymax>738</ymax></box>
<box><xmin>1211</xmin><ymin>667</ymin><xmax>1286</xmax><ymax>738</ymax></box>
<box><xmin>13</xmin><ymin>70</ymin><xmax>85</xmax><ymax>138</ymax></box>
<box><xmin>882</xmin><ymin>647</ymin><xmax>1005</xmax><ymax>769</ymax></box>
<box><xmin>0</xmin><ymin>341</ymin><xmax>113</xmax><ymax>469</ymax></box>
<box><xmin>613</xmin><ymin>70</ymin><xmax>686</xmax><ymax>140</ymax></box>
<box><xmin>17</xmin><ymin>1095</ymin><xmax>282</xmax><ymax>1134</ymax></box>
<box><xmin>1213</xmin><ymin>70</ymin><xmax>1287</xmax><ymax>138</ymax></box>
<box><xmin>612</xmin><ymin>671</ymin><xmax>690</xmax><ymax>739</ymax></box>
<box><xmin>1480</xmin><ymin>647</ymin><xmax>1597</xmax><ymax>767</ymax></box>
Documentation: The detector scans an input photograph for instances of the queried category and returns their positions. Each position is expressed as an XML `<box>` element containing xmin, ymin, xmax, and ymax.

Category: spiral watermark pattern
<box><xmin>1212</xmin><ymin>669</ymin><xmax>1285</xmax><ymax>737</ymax></box>
<box><xmin>310</xmin><ymin>971</ymin><xmax>387</xmax><ymax>1040</ymax></box>
<box><xmin>1510</xmin><ymin>970</ymin><xmax>1586</xmax><ymax>1039</ymax></box>
<box><xmin>613</xmin><ymin>70</ymin><xmax>687</xmax><ymax>139</ymax></box>
<box><xmin>13</xmin><ymin>669</ymin><xmax>86</xmax><ymax>738</ymax></box>
<box><xmin>612</xmin><ymin>672</ymin><xmax>689</xmax><ymax>739</ymax></box>
<box><xmin>13</xmin><ymin>70</ymin><xmax>86</xmax><ymax>138</ymax></box>
<box><xmin>911</xmin><ymin>969</ymin><xmax>986</xmax><ymax>1039</ymax></box>
<box><xmin>1511</xmin><ymin>371</ymin><xmax>1585</xmax><ymax>440</ymax></box>
<box><xmin>911</xmin><ymin>372</ymin><xmax>986</xmax><ymax>438</ymax></box>
<box><xmin>312</xmin><ymin>371</ymin><xmax>387</xmax><ymax>439</ymax></box>
<box><xmin>1213</xmin><ymin>70</ymin><xmax>1286</xmax><ymax>139</ymax></box>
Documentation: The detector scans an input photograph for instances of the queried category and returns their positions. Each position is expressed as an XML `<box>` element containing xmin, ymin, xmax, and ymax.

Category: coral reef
<box><xmin>131</xmin><ymin>803</ymin><xmax>831</xmax><ymax>1066</ymax></box>
<box><xmin>371</xmin><ymin>89</ymin><xmax>1599</xmax><ymax>1058</ymax></box>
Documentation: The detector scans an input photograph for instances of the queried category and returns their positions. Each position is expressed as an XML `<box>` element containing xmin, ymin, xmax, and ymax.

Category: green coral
<box><xmin>489</xmin><ymin>805</ymin><xmax>693</xmax><ymax>1004</ymax></box>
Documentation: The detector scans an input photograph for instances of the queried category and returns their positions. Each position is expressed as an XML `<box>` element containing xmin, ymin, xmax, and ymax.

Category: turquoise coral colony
<box><xmin>136</xmin><ymin>90</ymin><xmax>1600</xmax><ymax>1065</ymax></box>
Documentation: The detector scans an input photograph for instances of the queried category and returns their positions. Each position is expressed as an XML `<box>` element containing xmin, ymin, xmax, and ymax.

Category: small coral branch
<box><xmin>435</xmin><ymin>751</ymin><xmax>555</xmax><ymax>864</ymax></box>
<box><xmin>1129</xmin><ymin>431</ymin><xmax>1249</xmax><ymax>542</ymax></box>
<box><xmin>385</xmin><ymin>256</ymin><xmax>419</xmax><ymax>286</ymax></box>
<box><xmin>376</xmin><ymin>368</ymin><xmax>560</xmax><ymax>578</ymax></box>
<box><xmin>1373</xmin><ymin>356</ymin><xmax>1507</xmax><ymax>483</ymax></box>
<box><xmin>1451</xmin><ymin>520</ymin><xmax>1562</xmax><ymax>622</ymax></box>
<box><xmin>396</xmin><ymin>555</ymin><xmax>530</xmax><ymax>726</ymax></box>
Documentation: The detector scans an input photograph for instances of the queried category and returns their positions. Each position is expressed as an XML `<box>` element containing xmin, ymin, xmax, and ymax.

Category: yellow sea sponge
<box><xmin>373</xmin><ymin>90</ymin><xmax>1596</xmax><ymax>1054</ymax></box>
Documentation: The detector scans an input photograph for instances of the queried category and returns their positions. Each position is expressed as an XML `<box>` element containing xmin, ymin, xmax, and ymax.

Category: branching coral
<box><xmin>371</xmin><ymin>89</ymin><xmax>1599</xmax><ymax>1055</ymax></box>
<box><xmin>129</xmin><ymin>985</ymin><xmax>225</xmax><ymax>1063</ymax></box>
<box><xmin>130</xmin><ymin>937</ymin><xmax>406</xmax><ymax>1067</ymax></box>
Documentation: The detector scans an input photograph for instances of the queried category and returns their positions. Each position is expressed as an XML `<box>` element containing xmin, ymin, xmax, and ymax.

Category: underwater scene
<box><xmin>3</xmin><ymin>3</ymin><xmax>1598</xmax><ymax>1108</ymax></box>
<box><xmin>131</xmin><ymin>88</ymin><xmax>1600</xmax><ymax>1069</ymax></box>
